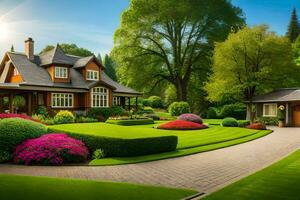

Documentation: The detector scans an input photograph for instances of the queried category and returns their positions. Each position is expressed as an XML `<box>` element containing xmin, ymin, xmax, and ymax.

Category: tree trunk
<box><xmin>175</xmin><ymin>80</ymin><xmax>188</xmax><ymax>101</ymax></box>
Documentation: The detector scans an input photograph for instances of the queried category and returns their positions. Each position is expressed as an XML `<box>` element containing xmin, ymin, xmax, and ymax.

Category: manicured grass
<box><xmin>90</xmin><ymin>129</ymin><xmax>270</xmax><ymax>166</ymax></box>
<box><xmin>50</xmin><ymin>122</ymin><xmax>268</xmax><ymax>149</ymax></box>
<box><xmin>0</xmin><ymin>174</ymin><xmax>197</xmax><ymax>200</ymax></box>
<box><xmin>203</xmin><ymin>119</ymin><xmax>223</xmax><ymax>125</ymax></box>
<box><xmin>203</xmin><ymin>150</ymin><xmax>300</xmax><ymax>200</ymax></box>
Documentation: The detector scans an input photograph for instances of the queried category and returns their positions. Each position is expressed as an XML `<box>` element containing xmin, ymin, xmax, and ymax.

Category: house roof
<box><xmin>251</xmin><ymin>88</ymin><xmax>300</xmax><ymax>103</ymax></box>
<box><xmin>2</xmin><ymin>50</ymin><xmax>141</xmax><ymax>95</ymax></box>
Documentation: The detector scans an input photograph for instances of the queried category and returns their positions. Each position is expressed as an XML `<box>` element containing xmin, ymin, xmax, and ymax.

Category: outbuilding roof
<box><xmin>251</xmin><ymin>88</ymin><xmax>300</xmax><ymax>103</ymax></box>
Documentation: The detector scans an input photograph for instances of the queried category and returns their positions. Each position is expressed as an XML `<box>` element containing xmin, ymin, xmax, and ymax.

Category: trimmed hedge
<box><xmin>106</xmin><ymin>119</ymin><xmax>154</xmax><ymax>126</ymax></box>
<box><xmin>87</xmin><ymin>106</ymin><xmax>125</xmax><ymax>121</ymax></box>
<box><xmin>238</xmin><ymin>120</ymin><xmax>251</xmax><ymax>127</ymax></box>
<box><xmin>47</xmin><ymin>128</ymin><xmax>178</xmax><ymax>157</ymax></box>
<box><xmin>0</xmin><ymin>118</ymin><xmax>48</xmax><ymax>162</ymax></box>
<box><xmin>222</xmin><ymin>117</ymin><xmax>239</xmax><ymax>127</ymax></box>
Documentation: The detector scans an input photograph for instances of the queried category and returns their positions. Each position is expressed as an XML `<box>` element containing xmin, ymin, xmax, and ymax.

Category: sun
<box><xmin>0</xmin><ymin>22</ymin><xmax>9</xmax><ymax>41</ymax></box>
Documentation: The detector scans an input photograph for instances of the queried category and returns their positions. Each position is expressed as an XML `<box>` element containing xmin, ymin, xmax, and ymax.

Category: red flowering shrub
<box><xmin>14</xmin><ymin>133</ymin><xmax>89</xmax><ymax>165</ymax></box>
<box><xmin>247</xmin><ymin>123</ymin><xmax>266</xmax><ymax>130</ymax></box>
<box><xmin>178</xmin><ymin>113</ymin><xmax>203</xmax><ymax>124</ymax></box>
<box><xmin>0</xmin><ymin>113</ymin><xmax>41</xmax><ymax>123</ymax></box>
<box><xmin>158</xmin><ymin>120</ymin><xmax>208</xmax><ymax>130</ymax></box>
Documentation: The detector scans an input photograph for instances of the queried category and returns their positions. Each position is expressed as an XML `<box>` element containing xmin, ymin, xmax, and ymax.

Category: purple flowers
<box><xmin>178</xmin><ymin>113</ymin><xmax>203</xmax><ymax>124</ymax></box>
<box><xmin>14</xmin><ymin>133</ymin><xmax>89</xmax><ymax>165</ymax></box>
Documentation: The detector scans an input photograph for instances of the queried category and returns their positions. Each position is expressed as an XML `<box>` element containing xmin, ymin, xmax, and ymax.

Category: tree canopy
<box><xmin>205</xmin><ymin>25</ymin><xmax>299</xmax><ymax>104</ymax></box>
<box><xmin>40</xmin><ymin>44</ymin><xmax>94</xmax><ymax>57</ymax></box>
<box><xmin>286</xmin><ymin>8</ymin><xmax>300</xmax><ymax>42</ymax></box>
<box><xmin>103</xmin><ymin>54</ymin><xmax>117</xmax><ymax>81</ymax></box>
<box><xmin>112</xmin><ymin>0</ymin><xmax>244</xmax><ymax>101</ymax></box>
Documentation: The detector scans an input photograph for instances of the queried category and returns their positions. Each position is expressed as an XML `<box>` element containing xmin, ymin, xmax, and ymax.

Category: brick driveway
<box><xmin>1</xmin><ymin>127</ymin><xmax>300</xmax><ymax>195</ymax></box>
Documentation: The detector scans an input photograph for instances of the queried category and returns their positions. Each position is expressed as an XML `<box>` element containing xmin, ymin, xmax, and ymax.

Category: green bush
<box><xmin>106</xmin><ymin>118</ymin><xmax>154</xmax><ymax>126</ymax></box>
<box><xmin>168</xmin><ymin>102</ymin><xmax>190</xmax><ymax>116</ymax></box>
<box><xmin>257</xmin><ymin>117</ymin><xmax>278</xmax><ymax>126</ymax></box>
<box><xmin>238</xmin><ymin>120</ymin><xmax>251</xmax><ymax>127</ymax></box>
<box><xmin>35</xmin><ymin>106</ymin><xmax>48</xmax><ymax>116</ymax></box>
<box><xmin>220</xmin><ymin>103</ymin><xmax>246</xmax><ymax>120</ymax></box>
<box><xmin>222</xmin><ymin>117</ymin><xmax>239</xmax><ymax>127</ymax></box>
<box><xmin>0</xmin><ymin>151</ymin><xmax>11</xmax><ymax>163</ymax></box>
<box><xmin>0</xmin><ymin>118</ymin><xmax>48</xmax><ymax>162</ymax></box>
<box><xmin>75</xmin><ymin>116</ymin><xmax>98</xmax><ymax>123</ymax></box>
<box><xmin>93</xmin><ymin>149</ymin><xmax>105</xmax><ymax>159</ymax></box>
<box><xmin>144</xmin><ymin>113</ymin><xmax>160</xmax><ymax>120</ymax></box>
<box><xmin>207</xmin><ymin>107</ymin><xmax>218</xmax><ymax>119</ymax></box>
<box><xmin>142</xmin><ymin>99</ymin><xmax>151</xmax><ymax>107</ymax></box>
<box><xmin>87</xmin><ymin>106</ymin><xmax>125</xmax><ymax>121</ymax></box>
<box><xmin>142</xmin><ymin>106</ymin><xmax>154</xmax><ymax>114</ymax></box>
<box><xmin>148</xmin><ymin>96</ymin><xmax>164</xmax><ymax>108</ymax></box>
<box><xmin>48</xmin><ymin>128</ymin><xmax>178</xmax><ymax>157</ymax></box>
<box><xmin>54</xmin><ymin>110</ymin><xmax>75</xmax><ymax>124</ymax></box>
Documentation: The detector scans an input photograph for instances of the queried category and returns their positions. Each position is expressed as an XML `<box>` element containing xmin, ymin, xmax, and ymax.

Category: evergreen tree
<box><xmin>96</xmin><ymin>53</ymin><xmax>102</xmax><ymax>64</ymax></box>
<box><xmin>104</xmin><ymin>54</ymin><xmax>117</xmax><ymax>81</ymax></box>
<box><xmin>10</xmin><ymin>45</ymin><xmax>14</xmax><ymax>52</ymax></box>
<box><xmin>286</xmin><ymin>8</ymin><xmax>300</xmax><ymax>42</ymax></box>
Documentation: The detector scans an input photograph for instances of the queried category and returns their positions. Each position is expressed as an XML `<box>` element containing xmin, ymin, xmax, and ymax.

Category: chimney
<box><xmin>24</xmin><ymin>37</ymin><xmax>34</xmax><ymax>60</ymax></box>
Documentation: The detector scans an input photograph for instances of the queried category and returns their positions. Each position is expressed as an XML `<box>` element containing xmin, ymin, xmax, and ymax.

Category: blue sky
<box><xmin>0</xmin><ymin>0</ymin><xmax>299</xmax><ymax>57</ymax></box>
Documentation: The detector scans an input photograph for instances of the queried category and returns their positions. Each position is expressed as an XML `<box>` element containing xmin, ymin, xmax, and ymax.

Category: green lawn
<box><xmin>203</xmin><ymin>150</ymin><xmax>300</xmax><ymax>200</ymax></box>
<box><xmin>0</xmin><ymin>174</ymin><xmax>197</xmax><ymax>200</ymax></box>
<box><xmin>50</xmin><ymin>122</ymin><xmax>272</xmax><ymax>166</ymax></box>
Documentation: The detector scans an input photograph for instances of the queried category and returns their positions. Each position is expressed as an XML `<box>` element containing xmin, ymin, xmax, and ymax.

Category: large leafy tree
<box><xmin>205</xmin><ymin>25</ymin><xmax>300</xmax><ymax>119</ymax></box>
<box><xmin>40</xmin><ymin>44</ymin><xmax>93</xmax><ymax>57</ymax></box>
<box><xmin>286</xmin><ymin>8</ymin><xmax>300</xmax><ymax>42</ymax></box>
<box><xmin>112</xmin><ymin>0</ymin><xmax>244</xmax><ymax>101</ymax></box>
<box><xmin>103</xmin><ymin>54</ymin><xmax>117</xmax><ymax>81</ymax></box>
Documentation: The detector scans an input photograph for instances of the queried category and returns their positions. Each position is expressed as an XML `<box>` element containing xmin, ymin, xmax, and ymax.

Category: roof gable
<box><xmin>39</xmin><ymin>44</ymin><xmax>73</xmax><ymax>66</ymax></box>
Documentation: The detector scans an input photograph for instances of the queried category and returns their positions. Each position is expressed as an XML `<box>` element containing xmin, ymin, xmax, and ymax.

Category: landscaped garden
<box><xmin>203</xmin><ymin>150</ymin><xmax>300</xmax><ymax>200</ymax></box>
<box><xmin>0</xmin><ymin>174</ymin><xmax>197</xmax><ymax>200</ymax></box>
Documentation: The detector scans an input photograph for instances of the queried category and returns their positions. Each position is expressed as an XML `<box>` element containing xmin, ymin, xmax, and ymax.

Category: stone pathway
<box><xmin>1</xmin><ymin>127</ymin><xmax>300</xmax><ymax>195</ymax></box>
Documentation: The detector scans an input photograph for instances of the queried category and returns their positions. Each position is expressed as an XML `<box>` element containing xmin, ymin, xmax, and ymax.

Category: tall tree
<box><xmin>205</xmin><ymin>25</ymin><xmax>300</xmax><ymax>120</ymax></box>
<box><xmin>40</xmin><ymin>44</ymin><xmax>93</xmax><ymax>57</ymax></box>
<box><xmin>10</xmin><ymin>45</ymin><xmax>14</xmax><ymax>52</ymax></box>
<box><xmin>112</xmin><ymin>0</ymin><xmax>244</xmax><ymax>101</ymax></box>
<box><xmin>286</xmin><ymin>8</ymin><xmax>300</xmax><ymax>42</ymax></box>
<box><xmin>104</xmin><ymin>54</ymin><xmax>117</xmax><ymax>81</ymax></box>
<box><xmin>96</xmin><ymin>53</ymin><xmax>103</xmax><ymax>64</ymax></box>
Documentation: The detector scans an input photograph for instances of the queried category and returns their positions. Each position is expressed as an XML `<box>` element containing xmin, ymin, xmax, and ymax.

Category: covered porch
<box><xmin>112</xmin><ymin>93</ymin><xmax>140</xmax><ymax>111</ymax></box>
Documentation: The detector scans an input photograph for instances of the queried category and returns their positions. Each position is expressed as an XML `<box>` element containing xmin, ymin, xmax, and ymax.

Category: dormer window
<box><xmin>86</xmin><ymin>70</ymin><xmax>99</xmax><ymax>80</ymax></box>
<box><xmin>55</xmin><ymin>66</ymin><xmax>68</xmax><ymax>78</ymax></box>
<box><xmin>13</xmin><ymin>68</ymin><xmax>19</xmax><ymax>76</ymax></box>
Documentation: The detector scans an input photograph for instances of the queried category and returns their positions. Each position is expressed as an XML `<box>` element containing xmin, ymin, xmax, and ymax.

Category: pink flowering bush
<box><xmin>14</xmin><ymin>133</ymin><xmax>89</xmax><ymax>165</ymax></box>
<box><xmin>0</xmin><ymin>113</ymin><xmax>41</xmax><ymax>123</ymax></box>
<box><xmin>178</xmin><ymin>113</ymin><xmax>203</xmax><ymax>124</ymax></box>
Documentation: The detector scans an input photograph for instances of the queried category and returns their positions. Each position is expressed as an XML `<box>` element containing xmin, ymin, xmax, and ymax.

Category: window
<box><xmin>54</xmin><ymin>66</ymin><xmax>68</xmax><ymax>78</ymax></box>
<box><xmin>113</xmin><ymin>96</ymin><xmax>121</xmax><ymax>106</ymax></box>
<box><xmin>91</xmin><ymin>87</ymin><xmax>108</xmax><ymax>107</ymax></box>
<box><xmin>263</xmin><ymin>103</ymin><xmax>277</xmax><ymax>117</ymax></box>
<box><xmin>38</xmin><ymin>94</ymin><xmax>44</xmax><ymax>105</ymax></box>
<box><xmin>51</xmin><ymin>93</ymin><xmax>73</xmax><ymax>108</ymax></box>
<box><xmin>13</xmin><ymin>68</ymin><xmax>19</xmax><ymax>76</ymax></box>
<box><xmin>86</xmin><ymin>70</ymin><xmax>99</xmax><ymax>80</ymax></box>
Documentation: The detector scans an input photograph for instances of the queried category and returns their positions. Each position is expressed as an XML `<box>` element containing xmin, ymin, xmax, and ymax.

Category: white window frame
<box><xmin>54</xmin><ymin>66</ymin><xmax>68</xmax><ymax>78</ymax></box>
<box><xmin>91</xmin><ymin>87</ymin><xmax>109</xmax><ymax>108</ymax></box>
<box><xmin>113</xmin><ymin>96</ymin><xmax>121</xmax><ymax>106</ymax></box>
<box><xmin>86</xmin><ymin>70</ymin><xmax>99</xmax><ymax>80</ymax></box>
<box><xmin>51</xmin><ymin>93</ymin><xmax>73</xmax><ymax>108</ymax></box>
<box><xmin>263</xmin><ymin>103</ymin><xmax>277</xmax><ymax>117</ymax></box>
<box><xmin>13</xmin><ymin>68</ymin><xmax>19</xmax><ymax>76</ymax></box>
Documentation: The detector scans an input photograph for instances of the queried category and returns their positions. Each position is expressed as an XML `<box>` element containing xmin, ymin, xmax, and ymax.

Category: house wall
<box><xmin>47</xmin><ymin>65</ymin><xmax>71</xmax><ymax>83</ymax></box>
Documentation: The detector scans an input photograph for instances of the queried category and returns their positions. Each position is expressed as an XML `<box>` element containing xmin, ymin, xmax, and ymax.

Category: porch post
<box><xmin>286</xmin><ymin>103</ymin><xmax>289</xmax><ymax>126</ymax></box>
<box><xmin>135</xmin><ymin>96</ymin><xmax>138</xmax><ymax>111</ymax></box>
<box><xmin>9</xmin><ymin>93</ymin><xmax>14</xmax><ymax>113</ymax></box>
<box><xmin>0</xmin><ymin>96</ymin><xmax>4</xmax><ymax>113</ymax></box>
<box><xmin>128</xmin><ymin>97</ymin><xmax>131</xmax><ymax>110</ymax></box>
<box><xmin>28</xmin><ymin>93</ymin><xmax>32</xmax><ymax>115</ymax></box>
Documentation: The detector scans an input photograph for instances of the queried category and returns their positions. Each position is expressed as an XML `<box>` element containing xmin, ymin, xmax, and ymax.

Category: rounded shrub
<box><xmin>148</xmin><ymin>96</ymin><xmax>163</xmax><ymax>108</ymax></box>
<box><xmin>207</xmin><ymin>107</ymin><xmax>218</xmax><ymax>119</ymax></box>
<box><xmin>0</xmin><ymin>118</ymin><xmax>48</xmax><ymax>161</ymax></box>
<box><xmin>222</xmin><ymin>117</ymin><xmax>239</xmax><ymax>127</ymax></box>
<box><xmin>54</xmin><ymin>110</ymin><xmax>75</xmax><ymax>124</ymax></box>
<box><xmin>220</xmin><ymin>103</ymin><xmax>246</xmax><ymax>119</ymax></box>
<box><xmin>142</xmin><ymin>99</ymin><xmax>151</xmax><ymax>107</ymax></box>
<box><xmin>168</xmin><ymin>102</ymin><xmax>190</xmax><ymax>116</ymax></box>
<box><xmin>158</xmin><ymin>120</ymin><xmax>208</xmax><ymax>130</ymax></box>
<box><xmin>14</xmin><ymin>133</ymin><xmax>89</xmax><ymax>165</ymax></box>
<box><xmin>178</xmin><ymin>113</ymin><xmax>203</xmax><ymax>124</ymax></box>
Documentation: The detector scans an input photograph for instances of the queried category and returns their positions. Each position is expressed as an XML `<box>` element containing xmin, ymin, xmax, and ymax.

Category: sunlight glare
<box><xmin>0</xmin><ymin>22</ymin><xmax>9</xmax><ymax>41</ymax></box>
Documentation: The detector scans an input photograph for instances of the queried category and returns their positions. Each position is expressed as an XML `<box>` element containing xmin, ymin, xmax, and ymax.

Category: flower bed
<box><xmin>158</xmin><ymin>120</ymin><xmax>208</xmax><ymax>130</ymax></box>
<box><xmin>247</xmin><ymin>123</ymin><xmax>266</xmax><ymax>130</ymax></box>
<box><xmin>0</xmin><ymin>113</ymin><xmax>41</xmax><ymax>123</ymax></box>
<box><xmin>178</xmin><ymin>113</ymin><xmax>203</xmax><ymax>124</ymax></box>
<box><xmin>14</xmin><ymin>133</ymin><xmax>89</xmax><ymax>165</ymax></box>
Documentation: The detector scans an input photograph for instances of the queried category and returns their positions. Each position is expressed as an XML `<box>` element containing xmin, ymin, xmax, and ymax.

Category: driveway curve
<box><xmin>1</xmin><ymin>127</ymin><xmax>300</xmax><ymax>194</ymax></box>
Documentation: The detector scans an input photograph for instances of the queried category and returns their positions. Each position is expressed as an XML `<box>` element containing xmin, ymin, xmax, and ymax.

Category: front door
<box><xmin>293</xmin><ymin>105</ymin><xmax>300</xmax><ymax>127</ymax></box>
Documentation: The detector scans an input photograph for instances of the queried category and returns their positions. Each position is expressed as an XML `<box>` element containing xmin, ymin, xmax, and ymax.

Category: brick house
<box><xmin>0</xmin><ymin>38</ymin><xmax>141</xmax><ymax>114</ymax></box>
